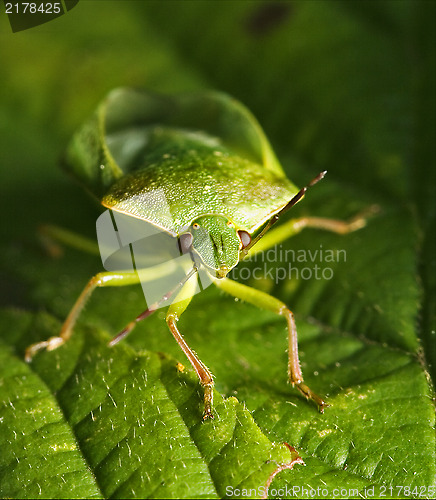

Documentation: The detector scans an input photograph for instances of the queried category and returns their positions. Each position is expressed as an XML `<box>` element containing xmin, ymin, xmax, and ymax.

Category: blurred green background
<box><xmin>0</xmin><ymin>1</ymin><xmax>435</xmax><ymax>499</ymax></box>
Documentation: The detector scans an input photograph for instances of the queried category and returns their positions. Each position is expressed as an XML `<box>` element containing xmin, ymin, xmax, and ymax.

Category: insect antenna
<box><xmin>108</xmin><ymin>264</ymin><xmax>199</xmax><ymax>346</ymax></box>
<box><xmin>241</xmin><ymin>170</ymin><xmax>327</xmax><ymax>256</ymax></box>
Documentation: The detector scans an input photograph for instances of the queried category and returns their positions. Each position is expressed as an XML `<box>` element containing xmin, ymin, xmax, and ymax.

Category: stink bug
<box><xmin>26</xmin><ymin>88</ymin><xmax>369</xmax><ymax>420</ymax></box>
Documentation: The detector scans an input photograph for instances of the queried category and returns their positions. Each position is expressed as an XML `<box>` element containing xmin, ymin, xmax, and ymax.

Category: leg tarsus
<box><xmin>297</xmin><ymin>204</ymin><xmax>380</xmax><ymax>235</ymax></box>
<box><xmin>202</xmin><ymin>384</ymin><xmax>214</xmax><ymax>420</ymax></box>
<box><xmin>25</xmin><ymin>335</ymin><xmax>66</xmax><ymax>362</ymax></box>
<box><xmin>25</xmin><ymin>336</ymin><xmax>69</xmax><ymax>363</ymax></box>
<box><xmin>292</xmin><ymin>381</ymin><xmax>330</xmax><ymax>413</ymax></box>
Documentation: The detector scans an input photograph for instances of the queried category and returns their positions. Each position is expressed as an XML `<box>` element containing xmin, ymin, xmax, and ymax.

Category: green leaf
<box><xmin>0</xmin><ymin>1</ymin><xmax>434</xmax><ymax>499</ymax></box>
<box><xmin>0</xmin><ymin>310</ymin><xmax>300</xmax><ymax>499</ymax></box>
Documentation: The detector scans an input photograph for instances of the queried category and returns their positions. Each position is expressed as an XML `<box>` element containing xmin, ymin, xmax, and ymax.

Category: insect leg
<box><xmin>247</xmin><ymin>205</ymin><xmax>379</xmax><ymax>257</ymax></box>
<box><xmin>213</xmin><ymin>277</ymin><xmax>328</xmax><ymax>412</ymax></box>
<box><xmin>165</xmin><ymin>274</ymin><xmax>215</xmax><ymax>420</ymax></box>
<box><xmin>25</xmin><ymin>270</ymin><xmax>140</xmax><ymax>362</ymax></box>
<box><xmin>38</xmin><ymin>224</ymin><xmax>100</xmax><ymax>257</ymax></box>
<box><xmin>109</xmin><ymin>265</ymin><xmax>198</xmax><ymax>346</ymax></box>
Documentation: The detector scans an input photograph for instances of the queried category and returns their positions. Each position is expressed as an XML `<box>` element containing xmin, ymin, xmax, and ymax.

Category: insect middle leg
<box><xmin>247</xmin><ymin>207</ymin><xmax>378</xmax><ymax>257</ymax></box>
<box><xmin>164</xmin><ymin>275</ymin><xmax>215</xmax><ymax>420</ymax></box>
<box><xmin>213</xmin><ymin>277</ymin><xmax>328</xmax><ymax>411</ymax></box>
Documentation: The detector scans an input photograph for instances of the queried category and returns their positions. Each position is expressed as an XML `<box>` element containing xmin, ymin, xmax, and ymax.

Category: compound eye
<box><xmin>237</xmin><ymin>230</ymin><xmax>251</xmax><ymax>249</ymax></box>
<box><xmin>178</xmin><ymin>233</ymin><xmax>194</xmax><ymax>254</ymax></box>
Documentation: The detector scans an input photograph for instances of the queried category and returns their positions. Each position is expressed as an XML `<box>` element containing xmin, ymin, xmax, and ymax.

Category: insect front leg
<box><xmin>25</xmin><ymin>270</ymin><xmax>141</xmax><ymax>362</ymax></box>
<box><xmin>165</xmin><ymin>275</ymin><xmax>215</xmax><ymax>420</ymax></box>
<box><xmin>213</xmin><ymin>277</ymin><xmax>328</xmax><ymax>412</ymax></box>
<box><xmin>104</xmin><ymin>265</ymin><xmax>214</xmax><ymax>419</ymax></box>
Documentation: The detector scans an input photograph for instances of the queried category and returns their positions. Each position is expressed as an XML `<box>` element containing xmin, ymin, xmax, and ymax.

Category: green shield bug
<box><xmin>26</xmin><ymin>88</ymin><xmax>370</xmax><ymax>420</ymax></box>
